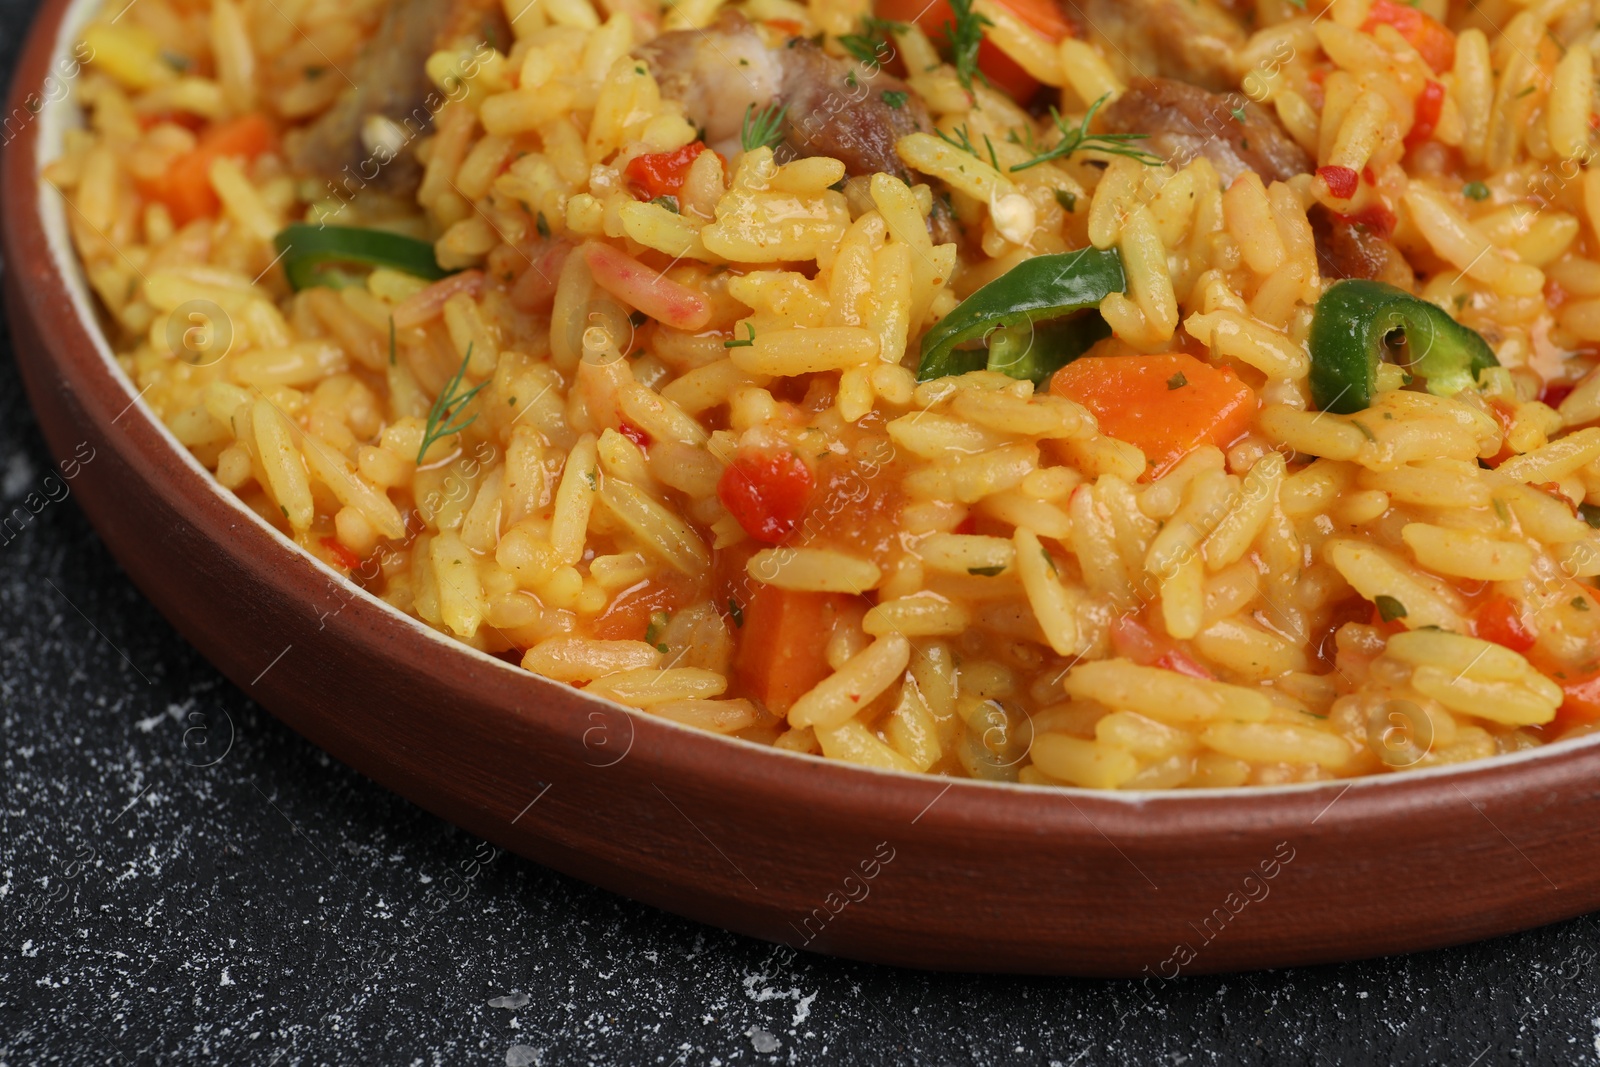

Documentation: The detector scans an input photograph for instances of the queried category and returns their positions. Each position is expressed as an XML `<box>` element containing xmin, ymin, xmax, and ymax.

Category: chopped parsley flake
<box><xmin>1375</xmin><ymin>595</ymin><xmax>1408</xmax><ymax>622</ymax></box>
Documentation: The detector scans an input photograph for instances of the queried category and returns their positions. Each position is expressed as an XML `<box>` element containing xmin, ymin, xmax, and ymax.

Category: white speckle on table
<box><xmin>2</xmin><ymin>452</ymin><xmax>33</xmax><ymax>499</ymax></box>
<box><xmin>792</xmin><ymin>991</ymin><xmax>816</xmax><ymax>1027</ymax></box>
<box><xmin>746</xmin><ymin>1026</ymin><xmax>779</xmax><ymax>1054</ymax></box>
<box><xmin>504</xmin><ymin>1043</ymin><xmax>542</xmax><ymax>1066</ymax></box>
<box><xmin>219</xmin><ymin>968</ymin><xmax>233</xmax><ymax>986</ymax></box>
<box><xmin>490</xmin><ymin>991</ymin><xmax>530</xmax><ymax>1010</ymax></box>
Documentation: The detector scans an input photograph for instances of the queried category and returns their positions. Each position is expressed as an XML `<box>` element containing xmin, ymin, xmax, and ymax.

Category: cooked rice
<box><xmin>47</xmin><ymin>0</ymin><xmax>1600</xmax><ymax>789</ymax></box>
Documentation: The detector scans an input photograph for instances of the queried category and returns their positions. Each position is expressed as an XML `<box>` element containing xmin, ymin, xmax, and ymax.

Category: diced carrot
<box><xmin>591</xmin><ymin>574</ymin><xmax>698</xmax><ymax>641</ymax></box>
<box><xmin>1363</xmin><ymin>0</ymin><xmax>1456</xmax><ymax>74</ymax></box>
<box><xmin>1048</xmin><ymin>353</ymin><xmax>1257</xmax><ymax>480</ymax></box>
<box><xmin>138</xmin><ymin>113</ymin><xmax>277</xmax><ymax>226</ymax></box>
<box><xmin>874</xmin><ymin>0</ymin><xmax>1070</xmax><ymax>102</ymax></box>
<box><xmin>1552</xmin><ymin>664</ymin><xmax>1600</xmax><ymax>729</ymax></box>
<box><xmin>733</xmin><ymin>587</ymin><xmax>853</xmax><ymax>713</ymax></box>
<box><xmin>1472</xmin><ymin>595</ymin><xmax>1537</xmax><ymax>653</ymax></box>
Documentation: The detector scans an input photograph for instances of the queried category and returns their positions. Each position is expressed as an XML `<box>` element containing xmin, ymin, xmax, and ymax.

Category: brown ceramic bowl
<box><xmin>8</xmin><ymin>0</ymin><xmax>1599</xmax><ymax>977</ymax></box>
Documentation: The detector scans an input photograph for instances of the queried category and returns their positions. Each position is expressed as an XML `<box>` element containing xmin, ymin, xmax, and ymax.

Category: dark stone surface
<box><xmin>3</xmin><ymin>4</ymin><xmax>1599</xmax><ymax>1063</ymax></box>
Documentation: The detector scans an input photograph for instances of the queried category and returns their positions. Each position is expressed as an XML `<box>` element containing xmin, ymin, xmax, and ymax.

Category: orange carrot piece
<box><xmin>141</xmin><ymin>113</ymin><xmax>278</xmax><ymax>226</ymax></box>
<box><xmin>733</xmin><ymin>587</ymin><xmax>851</xmax><ymax>714</ymax></box>
<box><xmin>1049</xmin><ymin>353</ymin><xmax>1257</xmax><ymax>479</ymax></box>
<box><xmin>1362</xmin><ymin>0</ymin><xmax>1455</xmax><ymax>74</ymax></box>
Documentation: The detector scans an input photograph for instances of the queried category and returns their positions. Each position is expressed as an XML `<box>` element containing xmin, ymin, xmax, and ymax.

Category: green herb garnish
<box><xmin>1462</xmin><ymin>181</ymin><xmax>1490</xmax><ymax>201</ymax></box>
<box><xmin>1167</xmin><ymin>372</ymin><xmax>1188</xmax><ymax>390</ymax></box>
<box><xmin>741</xmin><ymin>102</ymin><xmax>788</xmax><ymax>153</ymax></box>
<box><xmin>882</xmin><ymin>89</ymin><xmax>908</xmax><ymax>109</ymax></box>
<box><xmin>838</xmin><ymin>33</ymin><xmax>889</xmax><ymax>67</ymax></box>
<box><xmin>944</xmin><ymin>0</ymin><xmax>993</xmax><ymax>95</ymax></box>
<box><xmin>936</xmin><ymin>124</ymin><xmax>1002</xmax><ymax>170</ymax></box>
<box><xmin>416</xmin><ymin>344</ymin><xmax>487</xmax><ymax>464</ymax></box>
<box><xmin>1007</xmin><ymin>94</ymin><xmax>1164</xmax><ymax>172</ymax></box>
<box><xmin>1054</xmin><ymin>188</ymin><xmax>1077</xmax><ymax>212</ymax></box>
<box><xmin>728</xmin><ymin>598</ymin><xmax>745</xmax><ymax>628</ymax></box>
<box><xmin>650</xmin><ymin>195</ymin><xmax>680</xmax><ymax>213</ymax></box>
<box><xmin>1375</xmin><ymin>595</ymin><xmax>1408</xmax><ymax>622</ymax></box>
<box><xmin>1580</xmin><ymin>503</ymin><xmax>1600</xmax><ymax>528</ymax></box>
<box><xmin>967</xmin><ymin>564</ymin><xmax>1006</xmax><ymax>577</ymax></box>
<box><xmin>724</xmin><ymin>323</ymin><xmax>757</xmax><ymax>348</ymax></box>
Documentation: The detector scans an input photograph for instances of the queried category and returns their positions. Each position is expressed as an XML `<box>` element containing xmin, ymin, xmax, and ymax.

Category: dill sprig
<box><xmin>740</xmin><ymin>102</ymin><xmax>788</xmax><ymax>153</ymax></box>
<box><xmin>936</xmin><ymin>123</ymin><xmax>1002</xmax><ymax>171</ymax></box>
<box><xmin>944</xmin><ymin>0</ymin><xmax>992</xmax><ymax>95</ymax></box>
<box><xmin>837</xmin><ymin>15</ymin><xmax>905</xmax><ymax>68</ymax></box>
<box><xmin>1006</xmin><ymin>93</ymin><xmax>1164</xmax><ymax>172</ymax></box>
<box><xmin>416</xmin><ymin>344</ymin><xmax>487</xmax><ymax>464</ymax></box>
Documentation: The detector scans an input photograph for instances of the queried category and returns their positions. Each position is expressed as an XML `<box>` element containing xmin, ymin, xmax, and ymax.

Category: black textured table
<box><xmin>5</xmin><ymin>7</ymin><xmax>1600</xmax><ymax>1064</ymax></box>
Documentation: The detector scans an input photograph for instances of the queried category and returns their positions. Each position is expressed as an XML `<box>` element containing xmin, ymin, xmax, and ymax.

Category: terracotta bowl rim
<box><xmin>20</xmin><ymin>0</ymin><xmax>1600</xmax><ymax>810</ymax></box>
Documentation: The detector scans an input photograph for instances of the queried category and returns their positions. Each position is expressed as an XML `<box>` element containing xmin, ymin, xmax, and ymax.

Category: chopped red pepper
<box><xmin>1541</xmin><ymin>380</ymin><xmax>1575</xmax><ymax>408</ymax></box>
<box><xmin>320</xmin><ymin>536</ymin><xmax>362</xmax><ymax>571</ymax></box>
<box><xmin>1473</xmin><ymin>595</ymin><xmax>1538</xmax><ymax>653</ymax></box>
<box><xmin>1363</xmin><ymin>0</ymin><xmax>1456</xmax><ymax>74</ymax></box>
<box><xmin>1319</xmin><ymin>165</ymin><xmax>1360</xmax><ymax>200</ymax></box>
<box><xmin>1155</xmin><ymin>649</ymin><xmax>1215</xmax><ymax>680</ymax></box>
<box><xmin>1109</xmin><ymin>614</ymin><xmax>1216</xmax><ymax>679</ymax></box>
<box><xmin>1405</xmin><ymin>80</ymin><xmax>1445</xmax><ymax>148</ymax></box>
<box><xmin>1336</xmin><ymin>204</ymin><xmax>1398</xmax><ymax>239</ymax></box>
<box><xmin>718</xmin><ymin>447</ymin><xmax>814</xmax><ymax>545</ymax></box>
<box><xmin>617</xmin><ymin>420</ymin><xmax>650</xmax><ymax>449</ymax></box>
<box><xmin>1484</xmin><ymin>397</ymin><xmax>1518</xmax><ymax>467</ymax></box>
<box><xmin>624</xmin><ymin>142</ymin><xmax>708</xmax><ymax>202</ymax></box>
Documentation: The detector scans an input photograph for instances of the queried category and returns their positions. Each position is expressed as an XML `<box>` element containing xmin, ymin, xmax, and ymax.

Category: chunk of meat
<box><xmin>1071</xmin><ymin>0</ymin><xmax>1248</xmax><ymax>91</ymax></box>
<box><xmin>290</xmin><ymin>0</ymin><xmax>509</xmax><ymax>197</ymax></box>
<box><xmin>1097</xmin><ymin>78</ymin><xmax>1312</xmax><ymax>185</ymax></box>
<box><xmin>1307</xmin><ymin>204</ymin><xmax>1416</xmax><ymax>290</ymax></box>
<box><xmin>778</xmin><ymin>39</ymin><xmax>928</xmax><ymax>185</ymax></box>
<box><xmin>639</xmin><ymin>13</ymin><xmax>929</xmax><ymax>183</ymax></box>
<box><xmin>635</xmin><ymin>13</ymin><xmax>787</xmax><ymax>149</ymax></box>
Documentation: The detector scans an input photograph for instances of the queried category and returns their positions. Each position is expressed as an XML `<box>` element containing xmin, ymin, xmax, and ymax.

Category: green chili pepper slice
<box><xmin>915</xmin><ymin>247</ymin><xmax>1125</xmax><ymax>385</ymax></box>
<box><xmin>1309</xmin><ymin>279</ymin><xmax>1499</xmax><ymax>414</ymax></box>
<box><xmin>273</xmin><ymin>223</ymin><xmax>450</xmax><ymax>291</ymax></box>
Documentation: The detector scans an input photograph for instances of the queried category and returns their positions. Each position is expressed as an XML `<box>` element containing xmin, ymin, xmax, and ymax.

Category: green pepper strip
<box><xmin>273</xmin><ymin>223</ymin><xmax>450</xmax><ymax>292</ymax></box>
<box><xmin>915</xmin><ymin>247</ymin><xmax>1125</xmax><ymax>385</ymax></box>
<box><xmin>1309</xmin><ymin>279</ymin><xmax>1499</xmax><ymax>414</ymax></box>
